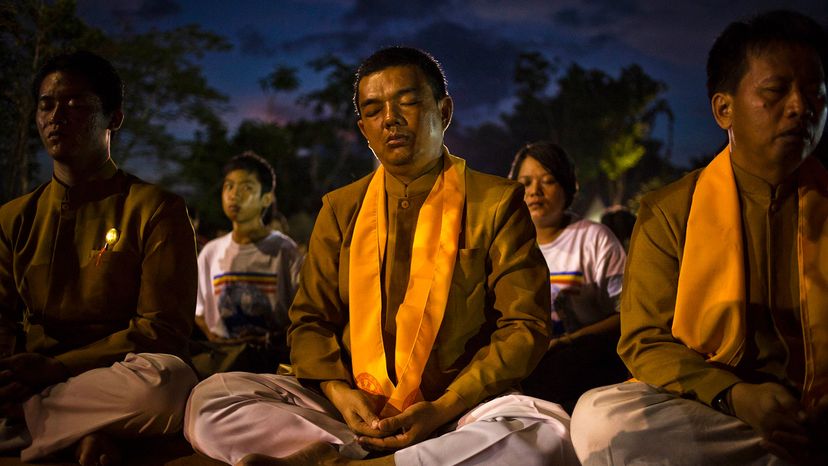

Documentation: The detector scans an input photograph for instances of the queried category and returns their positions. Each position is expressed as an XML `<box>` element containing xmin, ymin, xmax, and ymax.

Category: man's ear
<box><xmin>711</xmin><ymin>93</ymin><xmax>733</xmax><ymax>130</ymax></box>
<box><xmin>108</xmin><ymin>109</ymin><xmax>124</xmax><ymax>131</ymax></box>
<box><xmin>439</xmin><ymin>96</ymin><xmax>453</xmax><ymax>131</ymax></box>
<box><xmin>357</xmin><ymin>117</ymin><xmax>366</xmax><ymax>139</ymax></box>
<box><xmin>261</xmin><ymin>191</ymin><xmax>274</xmax><ymax>210</ymax></box>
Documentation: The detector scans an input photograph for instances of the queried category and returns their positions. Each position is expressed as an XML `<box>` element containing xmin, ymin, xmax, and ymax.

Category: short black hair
<box><xmin>508</xmin><ymin>141</ymin><xmax>578</xmax><ymax>209</ymax></box>
<box><xmin>223</xmin><ymin>151</ymin><xmax>277</xmax><ymax>223</ymax></box>
<box><xmin>706</xmin><ymin>10</ymin><xmax>828</xmax><ymax>99</ymax></box>
<box><xmin>353</xmin><ymin>46</ymin><xmax>448</xmax><ymax>117</ymax></box>
<box><xmin>32</xmin><ymin>50</ymin><xmax>124</xmax><ymax>115</ymax></box>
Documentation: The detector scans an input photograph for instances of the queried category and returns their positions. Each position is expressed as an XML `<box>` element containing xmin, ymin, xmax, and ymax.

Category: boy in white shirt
<box><xmin>194</xmin><ymin>152</ymin><xmax>303</xmax><ymax>376</ymax></box>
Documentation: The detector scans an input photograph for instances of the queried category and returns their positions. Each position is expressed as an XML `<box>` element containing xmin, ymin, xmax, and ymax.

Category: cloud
<box><xmin>553</xmin><ymin>8</ymin><xmax>585</xmax><ymax>28</ymax></box>
<box><xmin>237</xmin><ymin>27</ymin><xmax>277</xmax><ymax>57</ymax></box>
<box><xmin>111</xmin><ymin>0</ymin><xmax>181</xmax><ymax>22</ymax></box>
<box><xmin>552</xmin><ymin>0</ymin><xmax>639</xmax><ymax>28</ymax></box>
<box><xmin>344</xmin><ymin>0</ymin><xmax>451</xmax><ymax>24</ymax></box>
<box><xmin>396</xmin><ymin>21</ymin><xmax>522</xmax><ymax>110</ymax></box>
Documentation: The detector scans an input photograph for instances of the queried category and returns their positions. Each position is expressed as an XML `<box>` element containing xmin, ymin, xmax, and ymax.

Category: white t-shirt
<box><xmin>538</xmin><ymin>218</ymin><xmax>626</xmax><ymax>334</ymax></box>
<box><xmin>196</xmin><ymin>231</ymin><xmax>304</xmax><ymax>338</ymax></box>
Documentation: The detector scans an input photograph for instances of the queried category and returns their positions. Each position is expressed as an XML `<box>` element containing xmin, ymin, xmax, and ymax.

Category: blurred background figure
<box><xmin>192</xmin><ymin>151</ymin><xmax>304</xmax><ymax>378</ymax></box>
<box><xmin>509</xmin><ymin>141</ymin><xmax>629</xmax><ymax>412</ymax></box>
<box><xmin>600</xmin><ymin>205</ymin><xmax>637</xmax><ymax>252</ymax></box>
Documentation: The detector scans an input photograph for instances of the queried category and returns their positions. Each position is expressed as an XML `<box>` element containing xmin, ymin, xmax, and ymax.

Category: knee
<box><xmin>571</xmin><ymin>386</ymin><xmax>623</xmax><ymax>460</ymax></box>
<box><xmin>185</xmin><ymin>373</ymin><xmax>229</xmax><ymax>420</ymax></box>
<box><xmin>120</xmin><ymin>353</ymin><xmax>197</xmax><ymax>422</ymax></box>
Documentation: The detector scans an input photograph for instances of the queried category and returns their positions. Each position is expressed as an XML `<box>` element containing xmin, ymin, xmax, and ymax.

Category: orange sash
<box><xmin>673</xmin><ymin>145</ymin><xmax>828</xmax><ymax>406</ymax></box>
<box><xmin>349</xmin><ymin>152</ymin><xmax>466</xmax><ymax>415</ymax></box>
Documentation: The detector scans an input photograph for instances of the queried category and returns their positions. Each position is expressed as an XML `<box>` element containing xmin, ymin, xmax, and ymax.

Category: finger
<box><xmin>376</xmin><ymin>412</ymin><xmax>408</xmax><ymax>433</ymax></box>
<box><xmin>343</xmin><ymin>413</ymin><xmax>382</xmax><ymax>437</ymax></box>
<box><xmin>760</xmin><ymin>439</ymin><xmax>798</xmax><ymax>464</ymax></box>
<box><xmin>0</xmin><ymin>370</ymin><xmax>15</xmax><ymax>384</ymax></box>
<box><xmin>769</xmin><ymin>429</ymin><xmax>811</xmax><ymax>451</ymax></box>
<box><xmin>764</xmin><ymin>414</ymin><xmax>808</xmax><ymax>438</ymax></box>
<box><xmin>0</xmin><ymin>382</ymin><xmax>29</xmax><ymax>403</ymax></box>
<box><xmin>769</xmin><ymin>387</ymin><xmax>803</xmax><ymax>414</ymax></box>
<box><xmin>359</xmin><ymin>431</ymin><xmax>414</xmax><ymax>450</ymax></box>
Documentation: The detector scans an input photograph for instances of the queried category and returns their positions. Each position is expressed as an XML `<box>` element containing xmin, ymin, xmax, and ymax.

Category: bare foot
<box><xmin>235</xmin><ymin>442</ymin><xmax>341</xmax><ymax>466</ymax></box>
<box><xmin>75</xmin><ymin>433</ymin><xmax>122</xmax><ymax>466</ymax></box>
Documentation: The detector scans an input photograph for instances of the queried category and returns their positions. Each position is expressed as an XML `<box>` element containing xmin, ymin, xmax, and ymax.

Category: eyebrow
<box><xmin>359</xmin><ymin>86</ymin><xmax>420</xmax><ymax>109</ymax></box>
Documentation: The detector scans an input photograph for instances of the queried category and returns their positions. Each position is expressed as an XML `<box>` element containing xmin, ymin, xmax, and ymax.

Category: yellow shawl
<box><xmin>673</xmin><ymin>145</ymin><xmax>828</xmax><ymax>407</ymax></box>
<box><xmin>349</xmin><ymin>152</ymin><xmax>466</xmax><ymax>415</ymax></box>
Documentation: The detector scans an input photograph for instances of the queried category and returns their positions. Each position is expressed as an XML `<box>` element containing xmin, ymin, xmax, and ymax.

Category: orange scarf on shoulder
<box><xmin>349</xmin><ymin>152</ymin><xmax>466</xmax><ymax>415</ymax></box>
<box><xmin>673</xmin><ymin>145</ymin><xmax>828</xmax><ymax>407</ymax></box>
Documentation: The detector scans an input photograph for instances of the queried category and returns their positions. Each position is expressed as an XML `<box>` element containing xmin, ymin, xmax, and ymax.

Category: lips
<box><xmin>386</xmin><ymin>133</ymin><xmax>411</xmax><ymax>147</ymax></box>
<box><xmin>777</xmin><ymin>126</ymin><xmax>810</xmax><ymax>142</ymax></box>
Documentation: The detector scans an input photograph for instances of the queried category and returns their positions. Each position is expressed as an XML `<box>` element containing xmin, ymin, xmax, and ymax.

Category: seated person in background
<box><xmin>0</xmin><ymin>51</ymin><xmax>197</xmax><ymax>465</ymax></box>
<box><xmin>509</xmin><ymin>141</ymin><xmax>628</xmax><ymax>412</ymax></box>
<box><xmin>184</xmin><ymin>46</ymin><xmax>578</xmax><ymax>466</ymax></box>
<box><xmin>571</xmin><ymin>10</ymin><xmax>828</xmax><ymax>465</ymax></box>
<box><xmin>599</xmin><ymin>205</ymin><xmax>636</xmax><ymax>252</ymax></box>
<box><xmin>193</xmin><ymin>151</ymin><xmax>303</xmax><ymax>377</ymax></box>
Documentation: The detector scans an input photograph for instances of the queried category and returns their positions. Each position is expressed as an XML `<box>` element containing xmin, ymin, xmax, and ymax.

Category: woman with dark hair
<box><xmin>509</xmin><ymin>141</ymin><xmax>629</xmax><ymax>412</ymax></box>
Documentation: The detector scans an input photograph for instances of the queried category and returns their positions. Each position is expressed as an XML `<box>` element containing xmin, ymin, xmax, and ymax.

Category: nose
<box><xmin>49</xmin><ymin>101</ymin><xmax>68</xmax><ymax>124</ymax></box>
<box><xmin>525</xmin><ymin>179</ymin><xmax>541</xmax><ymax>195</ymax></box>
<box><xmin>786</xmin><ymin>86</ymin><xmax>812</xmax><ymax>119</ymax></box>
<box><xmin>382</xmin><ymin>103</ymin><xmax>404</xmax><ymax>128</ymax></box>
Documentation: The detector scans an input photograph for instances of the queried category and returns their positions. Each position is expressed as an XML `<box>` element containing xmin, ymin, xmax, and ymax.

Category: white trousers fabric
<box><xmin>570</xmin><ymin>382</ymin><xmax>793</xmax><ymax>465</ymax></box>
<box><xmin>20</xmin><ymin>352</ymin><xmax>197</xmax><ymax>462</ymax></box>
<box><xmin>184</xmin><ymin>372</ymin><xmax>579</xmax><ymax>465</ymax></box>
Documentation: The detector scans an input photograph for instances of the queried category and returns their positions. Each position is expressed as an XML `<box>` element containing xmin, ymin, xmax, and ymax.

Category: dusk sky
<box><xmin>77</xmin><ymin>0</ymin><xmax>828</xmax><ymax>169</ymax></box>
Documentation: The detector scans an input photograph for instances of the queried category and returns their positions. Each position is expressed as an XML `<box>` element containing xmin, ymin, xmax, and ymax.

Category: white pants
<box><xmin>19</xmin><ymin>352</ymin><xmax>197</xmax><ymax>462</ymax></box>
<box><xmin>570</xmin><ymin>382</ymin><xmax>793</xmax><ymax>465</ymax></box>
<box><xmin>184</xmin><ymin>372</ymin><xmax>579</xmax><ymax>465</ymax></box>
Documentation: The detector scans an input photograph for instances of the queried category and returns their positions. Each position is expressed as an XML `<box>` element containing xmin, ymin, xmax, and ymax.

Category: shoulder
<box><xmin>200</xmin><ymin>233</ymin><xmax>231</xmax><ymax>258</ymax></box>
<box><xmin>0</xmin><ymin>182</ymin><xmax>52</xmax><ymax>237</ymax></box>
<box><xmin>569</xmin><ymin>218</ymin><xmax>618</xmax><ymax>242</ymax></box>
<box><xmin>318</xmin><ymin>171</ymin><xmax>375</xmax><ymax>228</ymax></box>
<box><xmin>465</xmin><ymin>168</ymin><xmax>522</xmax><ymax>200</ymax></box>
<box><xmin>324</xmin><ymin>172</ymin><xmax>374</xmax><ymax>206</ymax></box>
<box><xmin>120</xmin><ymin>171</ymin><xmax>186</xmax><ymax>212</ymax></box>
<box><xmin>639</xmin><ymin>169</ymin><xmax>701</xmax><ymax>217</ymax></box>
<box><xmin>260</xmin><ymin>230</ymin><xmax>300</xmax><ymax>253</ymax></box>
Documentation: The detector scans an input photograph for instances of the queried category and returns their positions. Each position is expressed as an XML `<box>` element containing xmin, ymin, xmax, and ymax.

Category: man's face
<box><xmin>357</xmin><ymin>65</ymin><xmax>452</xmax><ymax>181</ymax></box>
<box><xmin>718</xmin><ymin>42</ymin><xmax>826</xmax><ymax>176</ymax></box>
<box><xmin>222</xmin><ymin>169</ymin><xmax>271</xmax><ymax>225</ymax></box>
<box><xmin>36</xmin><ymin>71</ymin><xmax>120</xmax><ymax>164</ymax></box>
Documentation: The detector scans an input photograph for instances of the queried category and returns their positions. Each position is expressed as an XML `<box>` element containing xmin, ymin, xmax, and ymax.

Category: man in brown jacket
<box><xmin>185</xmin><ymin>46</ymin><xmax>579</xmax><ymax>466</ymax></box>
<box><xmin>0</xmin><ymin>51</ymin><xmax>198</xmax><ymax>465</ymax></box>
<box><xmin>571</xmin><ymin>10</ymin><xmax>828</xmax><ymax>466</ymax></box>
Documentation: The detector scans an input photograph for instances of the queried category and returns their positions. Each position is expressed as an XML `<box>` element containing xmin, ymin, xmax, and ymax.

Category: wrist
<box><xmin>320</xmin><ymin>380</ymin><xmax>351</xmax><ymax>401</ymax></box>
<box><xmin>432</xmin><ymin>390</ymin><xmax>466</xmax><ymax>424</ymax></box>
<box><xmin>712</xmin><ymin>385</ymin><xmax>736</xmax><ymax>416</ymax></box>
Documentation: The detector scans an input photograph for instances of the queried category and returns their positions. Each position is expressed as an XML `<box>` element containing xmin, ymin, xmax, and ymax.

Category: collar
<box><xmin>384</xmin><ymin>156</ymin><xmax>444</xmax><ymax>199</ymax></box>
<box><xmin>731</xmin><ymin>158</ymin><xmax>796</xmax><ymax>202</ymax></box>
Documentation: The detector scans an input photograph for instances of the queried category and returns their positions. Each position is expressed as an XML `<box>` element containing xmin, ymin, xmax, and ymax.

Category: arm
<box><xmin>287</xmin><ymin>195</ymin><xmax>353</xmax><ymax>384</ymax></box>
<box><xmin>552</xmin><ymin>312</ymin><xmax>620</xmax><ymax>349</ymax></box>
<box><xmin>553</xmin><ymin>226</ymin><xmax>625</xmax><ymax>347</ymax></box>
<box><xmin>288</xmin><ymin>196</ymin><xmax>386</xmax><ymax>436</ymax></box>
<box><xmin>445</xmin><ymin>184</ymin><xmax>551</xmax><ymax>407</ymax></box>
<box><xmin>619</xmin><ymin>196</ymin><xmax>741</xmax><ymax>404</ymax></box>
<box><xmin>0</xmin><ymin>213</ymin><xmax>20</xmax><ymax>357</ymax></box>
<box><xmin>53</xmin><ymin>196</ymin><xmax>197</xmax><ymax>375</ymax></box>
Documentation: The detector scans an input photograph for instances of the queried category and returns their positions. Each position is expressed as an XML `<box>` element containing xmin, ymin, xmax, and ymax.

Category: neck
<box><xmin>232</xmin><ymin>220</ymin><xmax>270</xmax><ymax>245</ymax></box>
<box><xmin>730</xmin><ymin>148</ymin><xmax>803</xmax><ymax>187</ymax></box>
<box><xmin>536</xmin><ymin>214</ymin><xmax>570</xmax><ymax>244</ymax></box>
<box><xmin>53</xmin><ymin>154</ymin><xmax>111</xmax><ymax>186</ymax></box>
<box><xmin>392</xmin><ymin>153</ymin><xmax>442</xmax><ymax>184</ymax></box>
